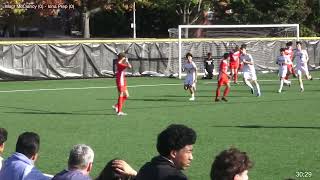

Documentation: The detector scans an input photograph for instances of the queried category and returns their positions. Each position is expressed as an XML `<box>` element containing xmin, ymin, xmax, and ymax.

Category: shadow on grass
<box><xmin>211</xmin><ymin>125</ymin><xmax>320</xmax><ymax>130</ymax></box>
<box><xmin>0</xmin><ymin>97</ymin><xmax>313</xmax><ymax>115</ymax></box>
<box><xmin>0</xmin><ymin>105</ymin><xmax>114</xmax><ymax>116</ymax></box>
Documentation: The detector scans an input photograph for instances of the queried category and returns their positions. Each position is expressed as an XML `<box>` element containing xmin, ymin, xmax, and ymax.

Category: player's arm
<box><xmin>304</xmin><ymin>50</ymin><xmax>309</xmax><ymax>63</ymax></box>
<box><xmin>244</xmin><ymin>54</ymin><xmax>254</xmax><ymax>65</ymax></box>
<box><xmin>193</xmin><ymin>62</ymin><xmax>198</xmax><ymax>82</ymax></box>
<box><xmin>125</xmin><ymin>58</ymin><xmax>132</xmax><ymax>68</ymax></box>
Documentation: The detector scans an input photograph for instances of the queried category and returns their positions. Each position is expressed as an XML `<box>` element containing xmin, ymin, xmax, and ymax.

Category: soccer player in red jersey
<box><xmin>215</xmin><ymin>53</ymin><xmax>231</xmax><ymax>102</ymax></box>
<box><xmin>229</xmin><ymin>46</ymin><xmax>241</xmax><ymax>84</ymax></box>
<box><xmin>113</xmin><ymin>52</ymin><xmax>132</xmax><ymax>116</ymax></box>
<box><xmin>284</xmin><ymin>41</ymin><xmax>296</xmax><ymax>80</ymax></box>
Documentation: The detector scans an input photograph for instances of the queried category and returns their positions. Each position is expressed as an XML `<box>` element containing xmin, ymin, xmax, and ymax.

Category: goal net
<box><xmin>176</xmin><ymin>24</ymin><xmax>299</xmax><ymax>79</ymax></box>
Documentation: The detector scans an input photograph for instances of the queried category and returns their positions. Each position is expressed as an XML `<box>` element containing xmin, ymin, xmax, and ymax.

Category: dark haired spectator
<box><xmin>204</xmin><ymin>52</ymin><xmax>214</xmax><ymax>79</ymax></box>
<box><xmin>52</xmin><ymin>144</ymin><xmax>94</xmax><ymax>180</ymax></box>
<box><xmin>95</xmin><ymin>159</ymin><xmax>137</xmax><ymax>180</ymax></box>
<box><xmin>0</xmin><ymin>127</ymin><xmax>8</xmax><ymax>170</ymax></box>
<box><xmin>210</xmin><ymin>147</ymin><xmax>253</xmax><ymax>180</ymax></box>
<box><xmin>0</xmin><ymin>131</ymin><xmax>50</xmax><ymax>180</ymax></box>
<box><xmin>135</xmin><ymin>124</ymin><xmax>197</xmax><ymax>180</ymax></box>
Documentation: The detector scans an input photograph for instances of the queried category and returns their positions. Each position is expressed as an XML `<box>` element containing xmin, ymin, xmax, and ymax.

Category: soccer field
<box><xmin>0</xmin><ymin>72</ymin><xmax>319</xmax><ymax>180</ymax></box>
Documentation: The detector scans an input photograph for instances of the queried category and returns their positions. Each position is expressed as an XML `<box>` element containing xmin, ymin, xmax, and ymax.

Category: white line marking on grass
<box><xmin>202</xmin><ymin>78</ymin><xmax>319</xmax><ymax>84</ymax></box>
<box><xmin>0</xmin><ymin>83</ymin><xmax>182</xmax><ymax>93</ymax></box>
<box><xmin>0</xmin><ymin>77</ymin><xmax>318</xmax><ymax>93</ymax></box>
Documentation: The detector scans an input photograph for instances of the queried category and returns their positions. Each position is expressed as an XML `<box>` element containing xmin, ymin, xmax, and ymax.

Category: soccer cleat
<box><xmin>117</xmin><ymin>112</ymin><xmax>127</xmax><ymax>116</ymax></box>
<box><xmin>300</xmin><ymin>88</ymin><xmax>304</xmax><ymax>92</ymax></box>
<box><xmin>189</xmin><ymin>97</ymin><xmax>195</xmax><ymax>101</ymax></box>
<box><xmin>221</xmin><ymin>97</ymin><xmax>228</xmax><ymax>102</ymax></box>
<box><xmin>278</xmin><ymin>89</ymin><xmax>281</xmax><ymax>93</ymax></box>
<box><xmin>112</xmin><ymin>105</ymin><xmax>118</xmax><ymax>112</ymax></box>
<box><xmin>215</xmin><ymin>98</ymin><xmax>220</xmax><ymax>102</ymax></box>
<box><xmin>256</xmin><ymin>92</ymin><xmax>261</xmax><ymax>97</ymax></box>
<box><xmin>250</xmin><ymin>88</ymin><xmax>254</xmax><ymax>94</ymax></box>
<box><xmin>288</xmin><ymin>82</ymin><xmax>291</xmax><ymax>87</ymax></box>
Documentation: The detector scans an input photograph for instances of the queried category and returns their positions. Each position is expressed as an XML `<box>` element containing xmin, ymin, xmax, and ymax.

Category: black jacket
<box><xmin>135</xmin><ymin>156</ymin><xmax>188</xmax><ymax>180</ymax></box>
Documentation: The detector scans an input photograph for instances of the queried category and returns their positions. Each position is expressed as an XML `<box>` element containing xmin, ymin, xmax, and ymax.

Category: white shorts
<box><xmin>278</xmin><ymin>66</ymin><xmax>287</xmax><ymax>78</ymax></box>
<box><xmin>243</xmin><ymin>71</ymin><xmax>257</xmax><ymax>81</ymax></box>
<box><xmin>184</xmin><ymin>76</ymin><xmax>195</xmax><ymax>87</ymax></box>
<box><xmin>296</xmin><ymin>64</ymin><xmax>309</xmax><ymax>77</ymax></box>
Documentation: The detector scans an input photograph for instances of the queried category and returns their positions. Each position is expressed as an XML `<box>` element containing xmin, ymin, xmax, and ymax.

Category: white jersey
<box><xmin>240</xmin><ymin>53</ymin><xmax>255</xmax><ymax>73</ymax></box>
<box><xmin>294</xmin><ymin>49</ymin><xmax>308</xmax><ymax>66</ymax></box>
<box><xmin>294</xmin><ymin>49</ymin><xmax>310</xmax><ymax>76</ymax></box>
<box><xmin>183</xmin><ymin>61</ymin><xmax>197</xmax><ymax>85</ymax></box>
<box><xmin>277</xmin><ymin>55</ymin><xmax>289</xmax><ymax>78</ymax></box>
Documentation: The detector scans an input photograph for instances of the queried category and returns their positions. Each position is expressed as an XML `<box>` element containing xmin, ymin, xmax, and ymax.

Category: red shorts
<box><xmin>218</xmin><ymin>77</ymin><xmax>229</xmax><ymax>86</ymax></box>
<box><xmin>229</xmin><ymin>62</ymin><xmax>239</xmax><ymax>69</ymax></box>
<box><xmin>116</xmin><ymin>78</ymin><xmax>127</xmax><ymax>92</ymax></box>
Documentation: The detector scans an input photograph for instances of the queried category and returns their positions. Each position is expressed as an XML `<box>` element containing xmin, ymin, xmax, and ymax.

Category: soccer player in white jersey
<box><xmin>276</xmin><ymin>48</ymin><xmax>291</xmax><ymax>93</ymax></box>
<box><xmin>294</xmin><ymin>41</ymin><xmax>312</xmax><ymax>92</ymax></box>
<box><xmin>183</xmin><ymin>53</ymin><xmax>198</xmax><ymax>101</ymax></box>
<box><xmin>239</xmin><ymin>44</ymin><xmax>261</xmax><ymax>97</ymax></box>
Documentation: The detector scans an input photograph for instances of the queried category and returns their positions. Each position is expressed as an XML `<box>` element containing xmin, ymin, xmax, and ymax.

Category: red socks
<box><xmin>117</xmin><ymin>96</ymin><xmax>128</xmax><ymax>113</ymax></box>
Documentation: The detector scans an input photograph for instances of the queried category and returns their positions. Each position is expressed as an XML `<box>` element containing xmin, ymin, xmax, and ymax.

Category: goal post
<box><xmin>178</xmin><ymin>24</ymin><xmax>300</xmax><ymax>79</ymax></box>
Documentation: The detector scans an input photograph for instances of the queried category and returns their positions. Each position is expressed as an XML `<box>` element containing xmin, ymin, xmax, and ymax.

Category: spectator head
<box><xmin>68</xmin><ymin>144</ymin><xmax>94</xmax><ymax>175</ymax></box>
<box><xmin>95</xmin><ymin>159</ymin><xmax>131</xmax><ymax>180</ymax></box>
<box><xmin>16</xmin><ymin>132</ymin><xmax>40</xmax><ymax>161</ymax></box>
<box><xmin>157</xmin><ymin>124</ymin><xmax>197</xmax><ymax>170</ymax></box>
<box><xmin>210</xmin><ymin>148</ymin><xmax>253</xmax><ymax>180</ymax></box>
<box><xmin>0</xmin><ymin>128</ymin><xmax>8</xmax><ymax>154</ymax></box>
<box><xmin>286</xmin><ymin>41</ymin><xmax>293</xmax><ymax>47</ymax></box>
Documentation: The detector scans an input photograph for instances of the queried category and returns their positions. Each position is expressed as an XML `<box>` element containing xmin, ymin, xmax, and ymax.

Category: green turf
<box><xmin>0</xmin><ymin>72</ymin><xmax>319</xmax><ymax>180</ymax></box>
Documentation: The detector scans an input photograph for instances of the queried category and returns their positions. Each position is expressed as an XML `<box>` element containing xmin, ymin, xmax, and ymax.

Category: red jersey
<box><xmin>229</xmin><ymin>51</ymin><xmax>240</xmax><ymax>68</ymax></box>
<box><xmin>219</xmin><ymin>59</ymin><xmax>229</xmax><ymax>80</ymax></box>
<box><xmin>116</xmin><ymin>62</ymin><xmax>129</xmax><ymax>92</ymax></box>
<box><xmin>285</xmin><ymin>47</ymin><xmax>293</xmax><ymax>62</ymax></box>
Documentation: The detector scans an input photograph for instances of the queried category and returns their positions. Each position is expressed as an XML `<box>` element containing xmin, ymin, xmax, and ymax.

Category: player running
<box><xmin>284</xmin><ymin>41</ymin><xmax>296</xmax><ymax>80</ymax></box>
<box><xmin>294</xmin><ymin>41</ymin><xmax>312</xmax><ymax>92</ymax></box>
<box><xmin>183</xmin><ymin>53</ymin><xmax>198</xmax><ymax>101</ymax></box>
<box><xmin>239</xmin><ymin>44</ymin><xmax>261</xmax><ymax>97</ymax></box>
<box><xmin>276</xmin><ymin>48</ymin><xmax>291</xmax><ymax>93</ymax></box>
<box><xmin>112</xmin><ymin>52</ymin><xmax>132</xmax><ymax>116</ymax></box>
<box><xmin>215</xmin><ymin>53</ymin><xmax>231</xmax><ymax>102</ymax></box>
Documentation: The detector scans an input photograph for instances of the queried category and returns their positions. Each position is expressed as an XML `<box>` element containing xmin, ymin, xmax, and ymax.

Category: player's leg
<box><xmin>279</xmin><ymin>77</ymin><xmax>285</xmax><ymax>93</ymax></box>
<box><xmin>222</xmin><ymin>82</ymin><xmax>230</xmax><ymax>102</ymax></box>
<box><xmin>215</xmin><ymin>83</ymin><xmax>221</xmax><ymax>102</ymax></box>
<box><xmin>303</xmin><ymin>66</ymin><xmax>312</xmax><ymax>80</ymax></box>
<box><xmin>285</xmin><ymin>64</ymin><xmax>292</xmax><ymax>80</ymax></box>
<box><xmin>243</xmin><ymin>77</ymin><xmax>254</xmax><ymax>94</ymax></box>
<box><xmin>253</xmin><ymin>79</ymin><xmax>261</xmax><ymax>96</ymax></box>
<box><xmin>297</xmin><ymin>68</ymin><xmax>304</xmax><ymax>92</ymax></box>
<box><xmin>233</xmin><ymin>67</ymin><xmax>238</xmax><ymax>84</ymax></box>
<box><xmin>189</xmin><ymin>84</ymin><xmax>195</xmax><ymax>101</ymax></box>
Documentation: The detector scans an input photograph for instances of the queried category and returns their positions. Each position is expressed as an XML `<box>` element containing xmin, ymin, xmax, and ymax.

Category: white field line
<box><xmin>202</xmin><ymin>77</ymin><xmax>319</xmax><ymax>84</ymax></box>
<box><xmin>0</xmin><ymin>83</ymin><xmax>181</xmax><ymax>93</ymax></box>
<box><xmin>0</xmin><ymin>78</ymin><xmax>318</xmax><ymax>93</ymax></box>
